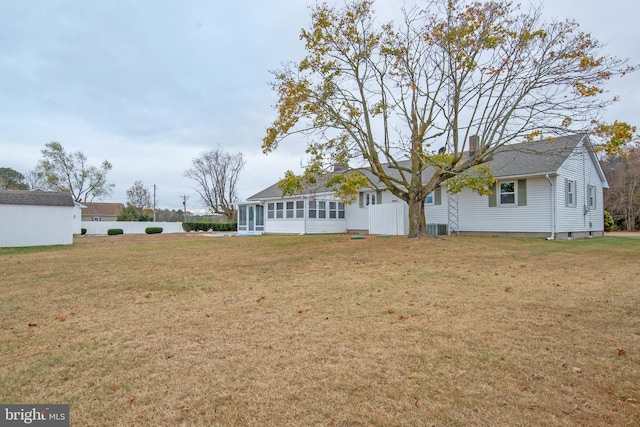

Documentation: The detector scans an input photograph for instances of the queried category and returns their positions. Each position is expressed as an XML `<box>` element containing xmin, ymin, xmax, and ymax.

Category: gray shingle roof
<box><xmin>245</xmin><ymin>134</ymin><xmax>593</xmax><ymax>200</ymax></box>
<box><xmin>247</xmin><ymin>174</ymin><xmax>337</xmax><ymax>201</ymax></box>
<box><xmin>0</xmin><ymin>189</ymin><xmax>75</xmax><ymax>207</ymax></box>
<box><xmin>487</xmin><ymin>133</ymin><xmax>585</xmax><ymax>178</ymax></box>
<box><xmin>82</xmin><ymin>202</ymin><xmax>124</xmax><ymax>215</ymax></box>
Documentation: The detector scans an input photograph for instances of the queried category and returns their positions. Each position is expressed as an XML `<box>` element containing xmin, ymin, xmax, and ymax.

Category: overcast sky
<box><xmin>2</xmin><ymin>0</ymin><xmax>639</xmax><ymax>211</ymax></box>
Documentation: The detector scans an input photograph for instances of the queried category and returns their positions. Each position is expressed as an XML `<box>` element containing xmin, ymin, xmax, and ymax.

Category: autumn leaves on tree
<box><xmin>263</xmin><ymin>0</ymin><xmax>636</xmax><ymax>238</ymax></box>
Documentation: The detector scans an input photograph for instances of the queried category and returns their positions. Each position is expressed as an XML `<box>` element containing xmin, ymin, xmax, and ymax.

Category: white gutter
<box><xmin>545</xmin><ymin>174</ymin><xmax>555</xmax><ymax>240</ymax></box>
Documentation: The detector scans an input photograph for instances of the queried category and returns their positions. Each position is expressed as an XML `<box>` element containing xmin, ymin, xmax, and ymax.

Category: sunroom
<box><xmin>237</xmin><ymin>196</ymin><xmax>347</xmax><ymax>234</ymax></box>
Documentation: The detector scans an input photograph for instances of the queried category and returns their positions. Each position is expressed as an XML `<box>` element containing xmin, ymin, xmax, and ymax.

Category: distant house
<box><xmin>0</xmin><ymin>189</ymin><xmax>79</xmax><ymax>247</ymax></box>
<box><xmin>238</xmin><ymin>134</ymin><xmax>607</xmax><ymax>239</ymax></box>
<box><xmin>81</xmin><ymin>202</ymin><xmax>124</xmax><ymax>222</ymax></box>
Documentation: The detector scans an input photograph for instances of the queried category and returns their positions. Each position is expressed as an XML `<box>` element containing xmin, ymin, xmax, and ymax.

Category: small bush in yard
<box><xmin>107</xmin><ymin>228</ymin><xmax>124</xmax><ymax>236</ymax></box>
<box><xmin>604</xmin><ymin>210</ymin><xmax>615</xmax><ymax>232</ymax></box>
<box><xmin>81</xmin><ymin>228</ymin><xmax>87</xmax><ymax>235</ymax></box>
<box><xmin>145</xmin><ymin>227</ymin><xmax>163</xmax><ymax>234</ymax></box>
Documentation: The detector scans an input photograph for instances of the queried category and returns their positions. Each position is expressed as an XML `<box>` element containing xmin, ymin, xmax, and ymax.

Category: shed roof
<box><xmin>0</xmin><ymin>189</ymin><xmax>75</xmax><ymax>207</ymax></box>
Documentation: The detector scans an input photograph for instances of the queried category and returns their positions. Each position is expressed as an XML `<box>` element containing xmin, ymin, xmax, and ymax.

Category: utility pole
<box><xmin>153</xmin><ymin>184</ymin><xmax>156</xmax><ymax>222</ymax></box>
<box><xmin>181</xmin><ymin>195</ymin><xmax>189</xmax><ymax>222</ymax></box>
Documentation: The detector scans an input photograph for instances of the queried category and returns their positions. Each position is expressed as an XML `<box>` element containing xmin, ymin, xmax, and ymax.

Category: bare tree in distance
<box><xmin>36</xmin><ymin>142</ymin><xmax>114</xmax><ymax>202</ymax></box>
<box><xmin>23</xmin><ymin>169</ymin><xmax>46</xmax><ymax>190</ymax></box>
<box><xmin>262</xmin><ymin>0</ymin><xmax>636</xmax><ymax>237</ymax></box>
<box><xmin>126</xmin><ymin>181</ymin><xmax>153</xmax><ymax>218</ymax></box>
<box><xmin>184</xmin><ymin>148</ymin><xmax>245</xmax><ymax>221</ymax></box>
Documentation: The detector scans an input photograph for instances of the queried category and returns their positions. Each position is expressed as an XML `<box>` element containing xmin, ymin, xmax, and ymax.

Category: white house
<box><xmin>0</xmin><ymin>190</ymin><xmax>79</xmax><ymax>248</ymax></box>
<box><xmin>238</xmin><ymin>134</ymin><xmax>608</xmax><ymax>239</ymax></box>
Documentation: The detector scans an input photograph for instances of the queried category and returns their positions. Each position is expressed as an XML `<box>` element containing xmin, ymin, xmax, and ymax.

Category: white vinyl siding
<box><xmin>458</xmin><ymin>177</ymin><xmax>551</xmax><ymax>233</ymax></box>
<box><xmin>556</xmin><ymin>141</ymin><xmax>604</xmax><ymax>233</ymax></box>
<box><xmin>0</xmin><ymin>205</ymin><xmax>74</xmax><ymax>247</ymax></box>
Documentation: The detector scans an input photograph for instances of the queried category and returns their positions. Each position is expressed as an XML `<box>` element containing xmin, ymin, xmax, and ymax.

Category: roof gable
<box><xmin>0</xmin><ymin>190</ymin><xmax>75</xmax><ymax>207</ymax></box>
<box><xmin>487</xmin><ymin>134</ymin><xmax>585</xmax><ymax>178</ymax></box>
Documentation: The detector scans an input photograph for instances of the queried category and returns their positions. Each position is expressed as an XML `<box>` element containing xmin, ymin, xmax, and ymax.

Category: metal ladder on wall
<box><xmin>448</xmin><ymin>193</ymin><xmax>459</xmax><ymax>236</ymax></box>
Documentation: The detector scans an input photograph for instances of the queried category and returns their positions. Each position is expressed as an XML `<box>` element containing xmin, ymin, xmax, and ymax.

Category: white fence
<box><xmin>369</xmin><ymin>203</ymin><xmax>409</xmax><ymax>235</ymax></box>
<box><xmin>368</xmin><ymin>204</ymin><xmax>448</xmax><ymax>236</ymax></box>
<box><xmin>81</xmin><ymin>221</ymin><xmax>185</xmax><ymax>235</ymax></box>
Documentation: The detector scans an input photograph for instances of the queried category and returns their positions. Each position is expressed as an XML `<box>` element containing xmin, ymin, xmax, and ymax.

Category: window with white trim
<box><xmin>499</xmin><ymin>181</ymin><xmax>516</xmax><ymax>206</ymax></box>
<box><xmin>318</xmin><ymin>201</ymin><xmax>327</xmax><ymax>218</ymax></box>
<box><xmin>276</xmin><ymin>202</ymin><xmax>284</xmax><ymax>218</ymax></box>
<box><xmin>565</xmin><ymin>179</ymin><xmax>577</xmax><ymax>208</ymax></box>
<box><xmin>308</xmin><ymin>200</ymin><xmax>344</xmax><ymax>219</ymax></box>
<box><xmin>286</xmin><ymin>201</ymin><xmax>294</xmax><ymax>219</ymax></box>
<box><xmin>308</xmin><ymin>200</ymin><xmax>317</xmax><ymax>218</ymax></box>
<box><xmin>425</xmin><ymin>191</ymin><xmax>434</xmax><ymax>205</ymax></box>
<box><xmin>359</xmin><ymin>191</ymin><xmax>382</xmax><ymax>208</ymax></box>
<box><xmin>238</xmin><ymin>205</ymin><xmax>247</xmax><ymax>225</ymax></box>
<box><xmin>329</xmin><ymin>201</ymin><xmax>337</xmax><ymax>218</ymax></box>
<box><xmin>296</xmin><ymin>201</ymin><xmax>304</xmax><ymax>218</ymax></box>
<box><xmin>267</xmin><ymin>203</ymin><xmax>275</xmax><ymax>219</ymax></box>
<box><xmin>587</xmin><ymin>184</ymin><xmax>596</xmax><ymax>210</ymax></box>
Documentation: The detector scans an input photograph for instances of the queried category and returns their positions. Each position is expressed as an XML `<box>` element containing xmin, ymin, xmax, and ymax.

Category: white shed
<box><xmin>0</xmin><ymin>190</ymin><xmax>77</xmax><ymax>248</ymax></box>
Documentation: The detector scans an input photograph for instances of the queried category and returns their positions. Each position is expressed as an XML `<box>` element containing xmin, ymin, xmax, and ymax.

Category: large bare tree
<box><xmin>184</xmin><ymin>148</ymin><xmax>245</xmax><ymax>221</ymax></box>
<box><xmin>262</xmin><ymin>0</ymin><xmax>635</xmax><ymax>237</ymax></box>
<box><xmin>36</xmin><ymin>141</ymin><xmax>114</xmax><ymax>202</ymax></box>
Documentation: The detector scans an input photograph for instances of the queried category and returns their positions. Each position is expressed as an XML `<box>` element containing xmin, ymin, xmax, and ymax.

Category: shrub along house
<box><xmin>0</xmin><ymin>189</ymin><xmax>80</xmax><ymax>247</ymax></box>
<box><xmin>238</xmin><ymin>134</ymin><xmax>608</xmax><ymax>239</ymax></box>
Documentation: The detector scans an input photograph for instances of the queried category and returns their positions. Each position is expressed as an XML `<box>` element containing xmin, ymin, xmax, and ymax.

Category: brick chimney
<box><xmin>469</xmin><ymin>135</ymin><xmax>479</xmax><ymax>157</ymax></box>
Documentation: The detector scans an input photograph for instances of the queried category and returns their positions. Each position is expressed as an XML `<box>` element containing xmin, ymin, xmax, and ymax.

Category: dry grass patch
<box><xmin>1</xmin><ymin>233</ymin><xmax>639</xmax><ymax>426</ymax></box>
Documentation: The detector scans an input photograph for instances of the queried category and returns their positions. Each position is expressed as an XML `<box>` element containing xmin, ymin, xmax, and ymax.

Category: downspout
<box><xmin>545</xmin><ymin>174</ymin><xmax>555</xmax><ymax>240</ymax></box>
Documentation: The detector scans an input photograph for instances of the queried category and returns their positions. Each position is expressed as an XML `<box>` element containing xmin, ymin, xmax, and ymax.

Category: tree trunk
<box><xmin>407</xmin><ymin>194</ymin><xmax>428</xmax><ymax>238</ymax></box>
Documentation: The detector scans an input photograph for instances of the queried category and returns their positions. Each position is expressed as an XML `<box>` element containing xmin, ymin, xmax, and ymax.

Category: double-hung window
<box><xmin>587</xmin><ymin>185</ymin><xmax>596</xmax><ymax>210</ymax></box>
<box><xmin>318</xmin><ymin>201</ymin><xmax>327</xmax><ymax>218</ymax></box>
<box><xmin>308</xmin><ymin>201</ymin><xmax>317</xmax><ymax>218</ymax></box>
<box><xmin>499</xmin><ymin>181</ymin><xmax>516</xmax><ymax>206</ymax></box>
<box><xmin>565</xmin><ymin>179</ymin><xmax>577</xmax><ymax>208</ymax></box>
<box><xmin>286</xmin><ymin>201</ymin><xmax>294</xmax><ymax>219</ymax></box>
<box><xmin>296</xmin><ymin>201</ymin><xmax>304</xmax><ymax>218</ymax></box>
